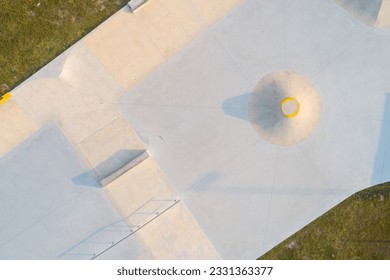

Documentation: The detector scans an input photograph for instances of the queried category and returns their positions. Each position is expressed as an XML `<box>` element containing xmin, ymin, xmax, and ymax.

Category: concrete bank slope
<box><xmin>335</xmin><ymin>0</ymin><xmax>390</xmax><ymax>28</ymax></box>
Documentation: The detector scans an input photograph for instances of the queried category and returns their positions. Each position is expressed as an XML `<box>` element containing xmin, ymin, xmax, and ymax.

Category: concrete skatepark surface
<box><xmin>1</xmin><ymin>0</ymin><xmax>390</xmax><ymax>259</ymax></box>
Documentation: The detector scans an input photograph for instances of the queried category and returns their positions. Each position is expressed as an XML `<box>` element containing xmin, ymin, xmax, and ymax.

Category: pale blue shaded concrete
<box><xmin>0</xmin><ymin>125</ymin><xmax>140</xmax><ymax>259</ymax></box>
<box><xmin>372</xmin><ymin>94</ymin><xmax>390</xmax><ymax>184</ymax></box>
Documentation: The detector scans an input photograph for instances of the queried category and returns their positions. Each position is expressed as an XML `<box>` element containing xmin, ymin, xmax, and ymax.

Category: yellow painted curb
<box><xmin>0</xmin><ymin>92</ymin><xmax>11</xmax><ymax>105</ymax></box>
<box><xmin>280</xmin><ymin>97</ymin><xmax>300</xmax><ymax>118</ymax></box>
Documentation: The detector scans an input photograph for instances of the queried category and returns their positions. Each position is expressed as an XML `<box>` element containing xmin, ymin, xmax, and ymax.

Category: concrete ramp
<box><xmin>334</xmin><ymin>0</ymin><xmax>390</xmax><ymax>27</ymax></box>
<box><xmin>377</xmin><ymin>0</ymin><xmax>390</xmax><ymax>27</ymax></box>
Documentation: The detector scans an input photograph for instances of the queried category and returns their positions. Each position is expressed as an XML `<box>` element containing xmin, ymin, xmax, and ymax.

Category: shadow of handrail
<box><xmin>59</xmin><ymin>197</ymin><xmax>179</xmax><ymax>259</ymax></box>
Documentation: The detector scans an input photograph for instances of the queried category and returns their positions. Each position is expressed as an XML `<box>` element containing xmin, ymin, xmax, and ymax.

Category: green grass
<box><xmin>0</xmin><ymin>0</ymin><xmax>128</xmax><ymax>95</ymax></box>
<box><xmin>259</xmin><ymin>183</ymin><xmax>390</xmax><ymax>260</ymax></box>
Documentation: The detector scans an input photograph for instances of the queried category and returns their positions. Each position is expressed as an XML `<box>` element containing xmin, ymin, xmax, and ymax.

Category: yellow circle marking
<box><xmin>280</xmin><ymin>97</ymin><xmax>300</xmax><ymax>118</ymax></box>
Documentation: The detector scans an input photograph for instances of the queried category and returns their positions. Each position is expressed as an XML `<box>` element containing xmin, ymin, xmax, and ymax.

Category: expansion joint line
<box><xmin>178</xmin><ymin>139</ymin><xmax>262</xmax><ymax>197</ymax></box>
<box><xmin>310</xmin><ymin>28</ymin><xmax>374</xmax><ymax>82</ymax></box>
<box><xmin>297</xmin><ymin>145</ymin><xmax>337</xmax><ymax>198</ymax></box>
<box><xmin>261</xmin><ymin>147</ymin><xmax>279</xmax><ymax>251</ymax></box>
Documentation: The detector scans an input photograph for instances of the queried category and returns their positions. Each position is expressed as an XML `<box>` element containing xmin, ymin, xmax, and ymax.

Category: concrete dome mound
<box><xmin>249</xmin><ymin>72</ymin><xmax>322</xmax><ymax>146</ymax></box>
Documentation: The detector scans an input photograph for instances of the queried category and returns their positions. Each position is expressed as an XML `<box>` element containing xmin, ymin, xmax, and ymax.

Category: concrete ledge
<box><xmin>127</xmin><ymin>0</ymin><xmax>148</xmax><ymax>12</ymax></box>
<box><xmin>100</xmin><ymin>150</ymin><xmax>149</xmax><ymax>186</ymax></box>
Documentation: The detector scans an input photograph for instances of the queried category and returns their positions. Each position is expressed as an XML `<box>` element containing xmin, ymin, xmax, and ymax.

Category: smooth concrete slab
<box><xmin>180</xmin><ymin>143</ymin><xmax>279</xmax><ymax>259</ymax></box>
<box><xmin>105</xmin><ymin>158</ymin><xmax>177</xmax><ymax>218</ymax></box>
<box><xmin>314</xmin><ymin>31</ymin><xmax>390</xmax><ymax>121</ymax></box>
<box><xmin>209</xmin><ymin>0</ymin><xmax>285</xmax><ymax>83</ymax></box>
<box><xmin>155</xmin><ymin>0</ymin><xmax>205</xmax><ymax>38</ymax></box>
<box><xmin>134</xmin><ymin>0</ymin><xmax>196</xmax><ymax>57</ymax></box>
<box><xmin>191</xmin><ymin>0</ymin><xmax>242</xmax><ymax>26</ymax></box>
<box><xmin>131</xmin><ymin>201</ymin><xmax>220</xmax><ymax>259</ymax></box>
<box><xmin>285</xmin><ymin>0</ymin><xmax>372</xmax><ymax>79</ymax></box>
<box><xmin>0</xmin><ymin>101</ymin><xmax>38</xmax><ymax>156</ymax></box>
<box><xmin>260</xmin><ymin>147</ymin><xmax>343</xmax><ymax>255</ymax></box>
<box><xmin>84</xmin><ymin>9</ymin><xmax>165</xmax><ymax>90</ymax></box>
<box><xmin>301</xmin><ymin>114</ymin><xmax>389</xmax><ymax>194</ymax></box>
<box><xmin>102</xmin><ymin>157</ymin><xmax>219</xmax><ymax>259</ymax></box>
